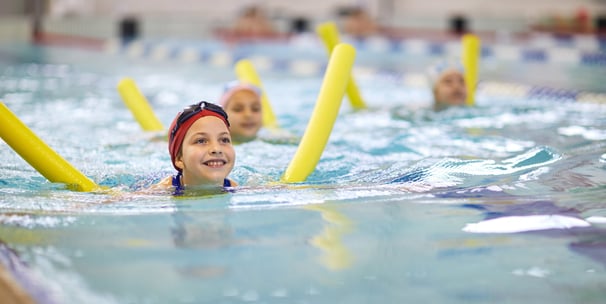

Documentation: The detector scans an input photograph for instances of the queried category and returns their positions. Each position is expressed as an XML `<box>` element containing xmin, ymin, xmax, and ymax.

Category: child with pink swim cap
<box><xmin>219</xmin><ymin>81</ymin><xmax>263</xmax><ymax>143</ymax></box>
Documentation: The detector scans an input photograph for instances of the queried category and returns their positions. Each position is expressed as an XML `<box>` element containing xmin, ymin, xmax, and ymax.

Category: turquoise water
<box><xmin>1</xmin><ymin>43</ymin><xmax>606</xmax><ymax>303</ymax></box>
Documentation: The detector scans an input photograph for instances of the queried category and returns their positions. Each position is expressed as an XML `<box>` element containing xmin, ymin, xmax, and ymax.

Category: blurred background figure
<box><xmin>340</xmin><ymin>6</ymin><xmax>380</xmax><ymax>38</ymax></box>
<box><xmin>219</xmin><ymin>81</ymin><xmax>263</xmax><ymax>144</ymax></box>
<box><xmin>119</xmin><ymin>15</ymin><xmax>139</xmax><ymax>43</ymax></box>
<box><xmin>232</xmin><ymin>5</ymin><xmax>277</xmax><ymax>38</ymax></box>
<box><xmin>449</xmin><ymin>13</ymin><xmax>469</xmax><ymax>36</ymax></box>
<box><xmin>531</xmin><ymin>6</ymin><xmax>596</xmax><ymax>34</ymax></box>
<box><xmin>573</xmin><ymin>7</ymin><xmax>592</xmax><ymax>33</ymax></box>
<box><xmin>427</xmin><ymin>59</ymin><xmax>468</xmax><ymax>111</ymax></box>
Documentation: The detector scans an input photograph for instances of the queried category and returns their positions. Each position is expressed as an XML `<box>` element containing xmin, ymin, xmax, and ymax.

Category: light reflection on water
<box><xmin>0</xmin><ymin>45</ymin><xmax>606</xmax><ymax>303</ymax></box>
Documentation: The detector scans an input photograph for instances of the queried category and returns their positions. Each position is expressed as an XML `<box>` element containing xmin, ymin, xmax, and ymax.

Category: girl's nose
<box><xmin>209</xmin><ymin>141</ymin><xmax>223</xmax><ymax>155</ymax></box>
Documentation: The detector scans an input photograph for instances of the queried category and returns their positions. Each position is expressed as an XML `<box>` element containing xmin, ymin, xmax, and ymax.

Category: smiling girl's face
<box><xmin>174</xmin><ymin>116</ymin><xmax>236</xmax><ymax>186</ymax></box>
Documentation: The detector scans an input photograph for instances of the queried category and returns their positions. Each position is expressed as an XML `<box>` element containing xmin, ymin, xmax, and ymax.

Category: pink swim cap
<box><xmin>219</xmin><ymin>81</ymin><xmax>262</xmax><ymax>107</ymax></box>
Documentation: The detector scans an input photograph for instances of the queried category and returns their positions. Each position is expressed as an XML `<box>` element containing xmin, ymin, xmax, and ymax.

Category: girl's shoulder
<box><xmin>226</xmin><ymin>178</ymin><xmax>239</xmax><ymax>187</ymax></box>
<box><xmin>143</xmin><ymin>176</ymin><xmax>173</xmax><ymax>193</ymax></box>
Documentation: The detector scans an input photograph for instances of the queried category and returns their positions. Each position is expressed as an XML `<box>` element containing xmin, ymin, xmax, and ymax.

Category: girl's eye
<box><xmin>195</xmin><ymin>138</ymin><xmax>208</xmax><ymax>144</ymax></box>
<box><xmin>220</xmin><ymin>137</ymin><xmax>231</xmax><ymax>144</ymax></box>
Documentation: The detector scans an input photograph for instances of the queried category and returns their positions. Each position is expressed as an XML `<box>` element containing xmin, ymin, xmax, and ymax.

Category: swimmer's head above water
<box><xmin>427</xmin><ymin>59</ymin><xmax>468</xmax><ymax>111</ymax></box>
<box><xmin>167</xmin><ymin>101</ymin><xmax>236</xmax><ymax>187</ymax></box>
<box><xmin>219</xmin><ymin>81</ymin><xmax>263</xmax><ymax>143</ymax></box>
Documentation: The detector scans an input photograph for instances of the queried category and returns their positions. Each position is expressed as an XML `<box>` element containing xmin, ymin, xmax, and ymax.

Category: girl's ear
<box><xmin>175</xmin><ymin>155</ymin><xmax>185</xmax><ymax>171</ymax></box>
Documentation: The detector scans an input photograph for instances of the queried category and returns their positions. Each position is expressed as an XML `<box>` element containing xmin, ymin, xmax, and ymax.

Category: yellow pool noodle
<box><xmin>462</xmin><ymin>34</ymin><xmax>481</xmax><ymax>106</ymax></box>
<box><xmin>281</xmin><ymin>44</ymin><xmax>356</xmax><ymax>183</ymax></box>
<box><xmin>316</xmin><ymin>22</ymin><xmax>367</xmax><ymax>110</ymax></box>
<box><xmin>235</xmin><ymin>60</ymin><xmax>279</xmax><ymax>129</ymax></box>
<box><xmin>117</xmin><ymin>78</ymin><xmax>164</xmax><ymax>131</ymax></box>
<box><xmin>0</xmin><ymin>102</ymin><xmax>98</xmax><ymax>192</ymax></box>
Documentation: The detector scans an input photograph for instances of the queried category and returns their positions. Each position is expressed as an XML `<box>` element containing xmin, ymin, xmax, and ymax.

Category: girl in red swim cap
<box><xmin>153</xmin><ymin>101</ymin><xmax>238</xmax><ymax>195</ymax></box>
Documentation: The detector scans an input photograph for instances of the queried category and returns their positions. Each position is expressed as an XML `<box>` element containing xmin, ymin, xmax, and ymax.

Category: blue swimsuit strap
<box><xmin>172</xmin><ymin>171</ymin><xmax>232</xmax><ymax>195</ymax></box>
<box><xmin>172</xmin><ymin>171</ymin><xmax>185</xmax><ymax>196</ymax></box>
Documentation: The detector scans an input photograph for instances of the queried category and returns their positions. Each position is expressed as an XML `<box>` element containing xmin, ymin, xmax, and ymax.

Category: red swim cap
<box><xmin>168</xmin><ymin>102</ymin><xmax>230</xmax><ymax>171</ymax></box>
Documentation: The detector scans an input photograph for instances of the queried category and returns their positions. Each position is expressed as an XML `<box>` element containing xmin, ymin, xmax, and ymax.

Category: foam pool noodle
<box><xmin>281</xmin><ymin>43</ymin><xmax>355</xmax><ymax>183</ymax></box>
<box><xmin>462</xmin><ymin>34</ymin><xmax>481</xmax><ymax>106</ymax></box>
<box><xmin>316</xmin><ymin>22</ymin><xmax>367</xmax><ymax>110</ymax></box>
<box><xmin>117</xmin><ymin>77</ymin><xmax>164</xmax><ymax>131</ymax></box>
<box><xmin>0</xmin><ymin>102</ymin><xmax>99</xmax><ymax>192</ymax></box>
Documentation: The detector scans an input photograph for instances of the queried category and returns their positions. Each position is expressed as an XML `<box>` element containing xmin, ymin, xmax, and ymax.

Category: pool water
<box><xmin>1</xmin><ymin>42</ymin><xmax>606</xmax><ymax>303</ymax></box>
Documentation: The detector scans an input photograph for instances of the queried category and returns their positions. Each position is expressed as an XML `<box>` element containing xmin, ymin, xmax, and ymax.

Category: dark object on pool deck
<box><xmin>449</xmin><ymin>14</ymin><xmax>469</xmax><ymax>35</ymax></box>
<box><xmin>119</xmin><ymin>16</ymin><xmax>140</xmax><ymax>42</ymax></box>
<box><xmin>291</xmin><ymin>17</ymin><xmax>310</xmax><ymax>33</ymax></box>
<box><xmin>596</xmin><ymin>15</ymin><xmax>606</xmax><ymax>35</ymax></box>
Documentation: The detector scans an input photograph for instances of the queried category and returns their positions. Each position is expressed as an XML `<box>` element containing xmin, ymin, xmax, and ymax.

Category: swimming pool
<box><xmin>1</xmin><ymin>39</ymin><xmax>606</xmax><ymax>303</ymax></box>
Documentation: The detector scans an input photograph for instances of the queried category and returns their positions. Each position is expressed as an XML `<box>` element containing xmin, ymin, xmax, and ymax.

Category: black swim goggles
<box><xmin>169</xmin><ymin>101</ymin><xmax>230</xmax><ymax>142</ymax></box>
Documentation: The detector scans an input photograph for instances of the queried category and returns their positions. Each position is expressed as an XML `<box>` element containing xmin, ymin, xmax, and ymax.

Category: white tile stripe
<box><xmin>546</xmin><ymin>47</ymin><xmax>582</xmax><ymax>64</ymax></box>
<box><xmin>125</xmin><ymin>40</ymin><xmax>145</xmax><ymax>58</ymax></box>
<box><xmin>248</xmin><ymin>55</ymin><xmax>274</xmax><ymax>71</ymax></box>
<box><xmin>149</xmin><ymin>44</ymin><xmax>170</xmax><ymax>61</ymax></box>
<box><xmin>573</xmin><ymin>36</ymin><xmax>601</xmax><ymax>52</ymax></box>
<box><xmin>178</xmin><ymin>47</ymin><xmax>200</xmax><ymax>63</ymax></box>
<box><xmin>491</xmin><ymin>45</ymin><xmax>522</xmax><ymax>61</ymax></box>
<box><xmin>209</xmin><ymin>51</ymin><xmax>232</xmax><ymax>67</ymax></box>
<box><xmin>289</xmin><ymin>59</ymin><xmax>322</xmax><ymax>76</ymax></box>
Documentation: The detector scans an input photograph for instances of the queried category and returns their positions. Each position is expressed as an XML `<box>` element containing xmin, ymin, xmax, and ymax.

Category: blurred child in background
<box><xmin>219</xmin><ymin>81</ymin><xmax>263</xmax><ymax>143</ymax></box>
<box><xmin>427</xmin><ymin>59</ymin><xmax>468</xmax><ymax>111</ymax></box>
<box><xmin>341</xmin><ymin>6</ymin><xmax>379</xmax><ymax>38</ymax></box>
<box><xmin>232</xmin><ymin>5</ymin><xmax>276</xmax><ymax>37</ymax></box>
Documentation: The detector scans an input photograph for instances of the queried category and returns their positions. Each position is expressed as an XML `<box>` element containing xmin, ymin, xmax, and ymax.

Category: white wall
<box><xmin>2</xmin><ymin>0</ymin><xmax>605</xmax><ymax>41</ymax></box>
<box><xmin>0</xmin><ymin>0</ymin><xmax>25</xmax><ymax>16</ymax></box>
<box><xmin>44</xmin><ymin>0</ymin><xmax>606</xmax><ymax>35</ymax></box>
<box><xmin>45</xmin><ymin>0</ymin><xmax>605</xmax><ymax>22</ymax></box>
<box><xmin>0</xmin><ymin>16</ymin><xmax>30</xmax><ymax>43</ymax></box>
